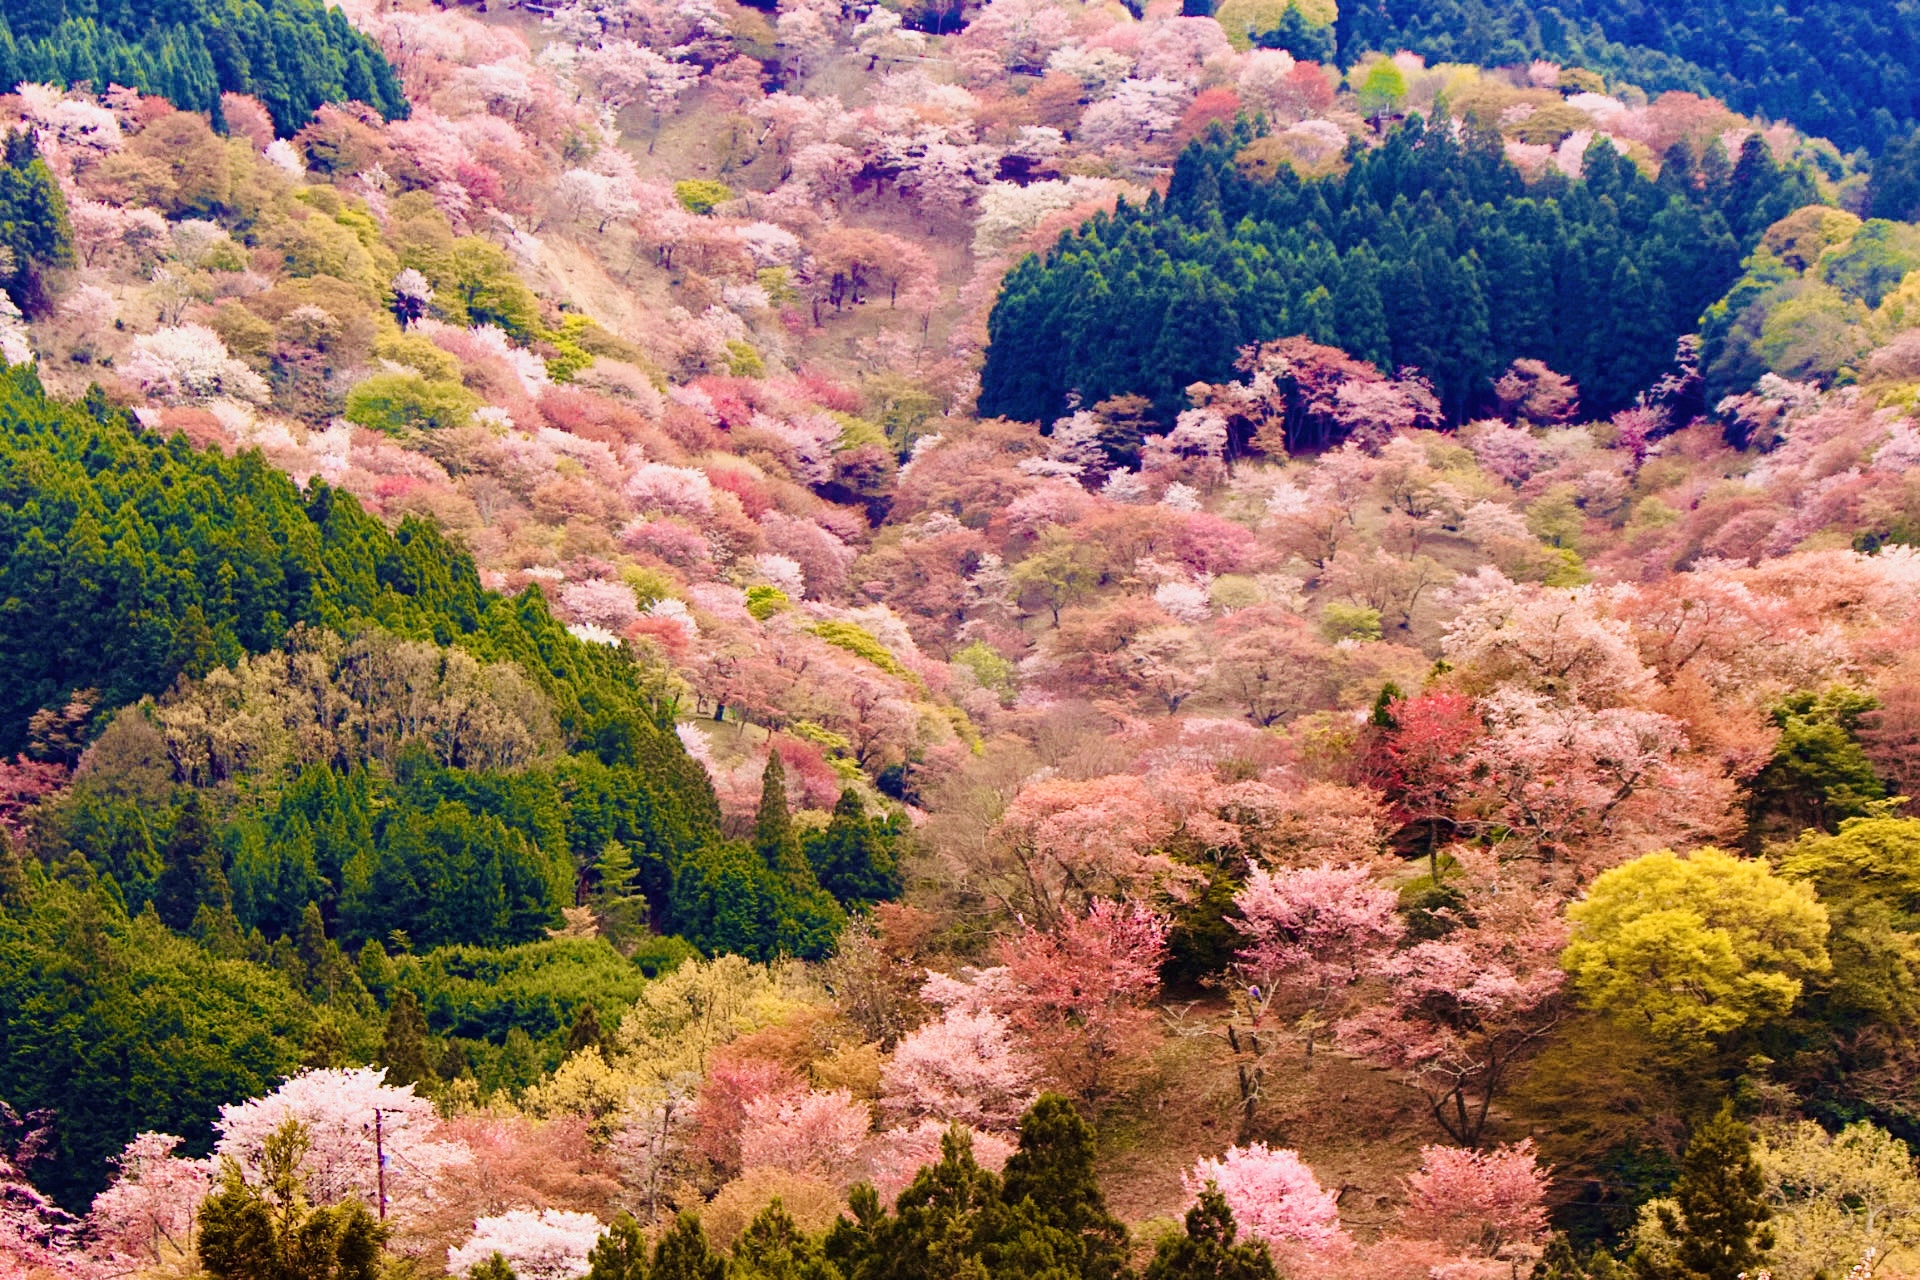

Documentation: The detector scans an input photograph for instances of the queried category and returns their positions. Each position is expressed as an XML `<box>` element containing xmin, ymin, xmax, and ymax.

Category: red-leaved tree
<box><xmin>995</xmin><ymin>898</ymin><xmax>1171</xmax><ymax>1103</ymax></box>
<box><xmin>1400</xmin><ymin>1139</ymin><xmax>1551</xmax><ymax>1257</ymax></box>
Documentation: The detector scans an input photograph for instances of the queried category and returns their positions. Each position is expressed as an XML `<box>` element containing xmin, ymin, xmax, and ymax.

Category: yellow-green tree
<box><xmin>1563</xmin><ymin>848</ymin><xmax>1829</xmax><ymax>1052</ymax></box>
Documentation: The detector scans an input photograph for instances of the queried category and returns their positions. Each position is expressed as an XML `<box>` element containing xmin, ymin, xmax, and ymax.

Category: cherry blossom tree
<box><xmin>0</xmin><ymin>1105</ymin><xmax>83</xmax><ymax>1278</ymax></box>
<box><xmin>125</xmin><ymin>325</ymin><xmax>271</xmax><ymax>405</ymax></box>
<box><xmin>213</xmin><ymin>1067</ymin><xmax>470</xmax><ymax>1219</ymax></box>
<box><xmin>1400</xmin><ymin>1140</ymin><xmax>1550</xmax><ymax>1256</ymax></box>
<box><xmin>448</xmin><ymin>1208</ymin><xmax>604</xmax><ymax>1280</ymax></box>
<box><xmin>1337</xmin><ymin>864</ymin><xmax>1567</xmax><ymax>1147</ymax></box>
<box><xmin>738</xmin><ymin>1089</ymin><xmax>872</xmax><ymax>1182</ymax></box>
<box><xmin>994</xmin><ymin>899</ymin><xmax>1170</xmax><ymax>1101</ymax></box>
<box><xmin>85</xmin><ymin>1133</ymin><xmax>212</xmax><ymax>1268</ymax></box>
<box><xmin>1184</xmin><ymin>1143</ymin><xmax>1349</xmax><ymax>1255</ymax></box>
<box><xmin>880</xmin><ymin>1001</ymin><xmax>1039</xmax><ymax>1131</ymax></box>
<box><xmin>989</xmin><ymin>774</ymin><xmax>1188</xmax><ymax>922</ymax></box>
<box><xmin>1232</xmin><ymin>863</ymin><xmax>1402</xmax><ymax>1060</ymax></box>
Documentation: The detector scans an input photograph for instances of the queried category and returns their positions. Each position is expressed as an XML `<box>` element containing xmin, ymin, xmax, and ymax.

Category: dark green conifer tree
<box><xmin>1142</xmin><ymin>1186</ymin><xmax>1278</xmax><ymax>1280</ymax></box>
<box><xmin>379</xmin><ymin>987</ymin><xmax>433</xmax><ymax>1087</ymax></box>
<box><xmin>1634</xmin><ymin>1104</ymin><xmax>1773</xmax><ymax>1280</ymax></box>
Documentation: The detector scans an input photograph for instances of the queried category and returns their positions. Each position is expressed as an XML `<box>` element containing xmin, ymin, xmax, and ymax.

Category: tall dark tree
<box><xmin>588</xmin><ymin>1213</ymin><xmax>651</xmax><ymax>1280</ymax></box>
<box><xmin>806</xmin><ymin>791</ymin><xmax>900</xmax><ymax>907</ymax></box>
<box><xmin>155</xmin><ymin>794</ymin><xmax>231</xmax><ymax>932</ymax></box>
<box><xmin>379</xmin><ymin>988</ymin><xmax>433</xmax><ymax>1088</ymax></box>
<box><xmin>1634</xmin><ymin>1104</ymin><xmax>1773</xmax><ymax>1280</ymax></box>
<box><xmin>1142</xmin><ymin>1186</ymin><xmax>1278</xmax><ymax>1280</ymax></box>
<box><xmin>652</xmin><ymin>1213</ymin><xmax>726</xmax><ymax>1280</ymax></box>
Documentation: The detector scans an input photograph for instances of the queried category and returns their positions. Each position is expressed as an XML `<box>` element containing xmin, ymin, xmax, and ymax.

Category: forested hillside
<box><xmin>3</xmin><ymin>0</ymin><xmax>1920</xmax><ymax>1278</ymax></box>
<box><xmin>0</xmin><ymin>0</ymin><xmax>405</xmax><ymax>132</ymax></box>
<box><xmin>982</xmin><ymin>117</ymin><xmax>1808</xmax><ymax>425</ymax></box>
<box><xmin>1331</xmin><ymin>0</ymin><xmax>1920</xmax><ymax>153</ymax></box>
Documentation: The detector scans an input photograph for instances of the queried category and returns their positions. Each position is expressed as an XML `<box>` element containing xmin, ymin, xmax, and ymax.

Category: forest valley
<box><xmin>3</xmin><ymin>0</ymin><xmax>1920</xmax><ymax>1277</ymax></box>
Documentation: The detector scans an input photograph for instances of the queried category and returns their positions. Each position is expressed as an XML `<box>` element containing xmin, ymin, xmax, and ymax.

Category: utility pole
<box><xmin>373</xmin><ymin>1109</ymin><xmax>388</xmax><ymax>1220</ymax></box>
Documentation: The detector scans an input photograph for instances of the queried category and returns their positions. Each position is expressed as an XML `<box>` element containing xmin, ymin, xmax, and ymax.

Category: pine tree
<box><xmin>379</xmin><ymin>988</ymin><xmax>433</xmax><ymax>1088</ymax></box>
<box><xmin>652</xmin><ymin>1213</ymin><xmax>726</xmax><ymax>1280</ymax></box>
<box><xmin>754</xmin><ymin>753</ymin><xmax>802</xmax><ymax>876</ymax></box>
<box><xmin>1635</xmin><ymin>1104</ymin><xmax>1773</xmax><ymax>1280</ymax></box>
<box><xmin>155</xmin><ymin>794</ymin><xmax>231</xmax><ymax>931</ymax></box>
<box><xmin>807</xmin><ymin>790</ymin><xmax>899</xmax><ymax>906</ymax></box>
<box><xmin>567</xmin><ymin>1003</ymin><xmax>609</xmax><ymax>1058</ymax></box>
<box><xmin>1143</xmin><ymin>1186</ymin><xmax>1278</xmax><ymax>1280</ymax></box>
<box><xmin>1000</xmin><ymin>1095</ymin><xmax>1129</xmax><ymax>1279</ymax></box>
<box><xmin>588</xmin><ymin>1212</ymin><xmax>651</xmax><ymax>1280</ymax></box>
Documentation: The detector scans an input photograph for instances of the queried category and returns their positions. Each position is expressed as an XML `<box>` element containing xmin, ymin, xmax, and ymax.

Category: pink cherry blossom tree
<box><xmin>85</xmin><ymin>1133</ymin><xmax>212</xmax><ymax>1268</ymax></box>
<box><xmin>1184</xmin><ymin>1143</ymin><xmax>1349</xmax><ymax>1255</ymax></box>
<box><xmin>738</xmin><ymin>1089</ymin><xmax>872</xmax><ymax>1182</ymax></box>
<box><xmin>1232</xmin><ymin>863</ymin><xmax>1402</xmax><ymax>1061</ymax></box>
<box><xmin>880</xmin><ymin>1002</ymin><xmax>1039</xmax><ymax>1131</ymax></box>
<box><xmin>1337</xmin><ymin>864</ymin><xmax>1567</xmax><ymax>1147</ymax></box>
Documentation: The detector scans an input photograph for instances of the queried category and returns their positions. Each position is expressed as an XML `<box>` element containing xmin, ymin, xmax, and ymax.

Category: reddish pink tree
<box><xmin>994</xmin><ymin>899</ymin><xmax>1171</xmax><ymax>1102</ymax></box>
<box><xmin>1401</xmin><ymin>1140</ymin><xmax>1551</xmax><ymax>1256</ymax></box>
<box><xmin>692</xmin><ymin>1053</ymin><xmax>804</xmax><ymax>1175</ymax></box>
<box><xmin>1232</xmin><ymin>864</ymin><xmax>1402</xmax><ymax>1060</ymax></box>
<box><xmin>1364</xmin><ymin>691</ymin><xmax>1484</xmax><ymax>875</ymax></box>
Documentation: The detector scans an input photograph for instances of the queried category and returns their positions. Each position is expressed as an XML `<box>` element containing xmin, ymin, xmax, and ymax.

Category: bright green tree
<box><xmin>1563</xmin><ymin>848</ymin><xmax>1830</xmax><ymax>1052</ymax></box>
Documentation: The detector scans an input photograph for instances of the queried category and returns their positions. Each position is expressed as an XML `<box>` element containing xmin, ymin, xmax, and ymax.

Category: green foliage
<box><xmin>1319</xmin><ymin>602</ymin><xmax>1383</xmax><ymax>642</ymax></box>
<box><xmin>733</xmin><ymin>1200</ymin><xmax>841</xmax><ymax>1280</ymax></box>
<box><xmin>0</xmin><ymin>129</ymin><xmax>71</xmax><ymax>314</ymax></box>
<box><xmin>952</xmin><ymin>641</ymin><xmax>1018</xmax><ymax>706</ymax></box>
<box><xmin>1750</xmin><ymin>687</ymin><xmax>1887</xmax><ymax>838</ymax></box>
<box><xmin>1778</xmin><ymin>819</ymin><xmax>1920</xmax><ymax>1028</ymax></box>
<box><xmin>1355</xmin><ymin>59</ymin><xmax>1409</xmax><ymax>116</ymax></box>
<box><xmin>471</xmin><ymin>1256</ymin><xmax>519</xmax><ymax>1280</ymax></box>
<box><xmin>673</xmin><ymin>180</ymin><xmax>734</xmax><ymax>215</ymax></box>
<box><xmin>198</xmin><ymin>1120</ymin><xmax>388</xmax><ymax>1280</ymax></box>
<box><xmin>804</xmin><ymin>790</ymin><xmax>902</xmax><ymax>907</ymax></box>
<box><xmin>806</xmin><ymin>620</ymin><xmax>911</xmax><ymax>679</ymax></box>
<box><xmin>1142</xmin><ymin>1186</ymin><xmax>1278</xmax><ymax>1280</ymax></box>
<box><xmin>1334</xmin><ymin>0</ymin><xmax>1916</xmax><ymax>154</ymax></box>
<box><xmin>0</xmin><ymin>876</ymin><xmax>310</xmax><ymax>1205</ymax></box>
<box><xmin>408</xmin><ymin>937</ymin><xmax>653</xmax><ymax>1044</ymax></box>
<box><xmin>344</xmin><ymin>371</ymin><xmax>480</xmax><ymax>434</ymax></box>
<box><xmin>1631</xmin><ymin>1105</ymin><xmax>1773</xmax><ymax>1280</ymax></box>
<box><xmin>0</xmin><ymin>0</ymin><xmax>407</xmax><ymax>135</ymax></box>
<box><xmin>746</xmin><ymin>585</ymin><xmax>792</xmax><ymax>620</ymax></box>
<box><xmin>981</xmin><ymin>119</ymin><xmax>1796</xmax><ymax>426</ymax></box>
<box><xmin>652</xmin><ymin>1212</ymin><xmax>726</xmax><ymax>1280</ymax></box>
<box><xmin>380</xmin><ymin>986</ymin><xmax>433</xmax><ymax>1086</ymax></box>
<box><xmin>822</xmin><ymin>1100</ymin><xmax>1136</xmax><ymax>1280</ymax></box>
<box><xmin>588</xmin><ymin>1213</ymin><xmax>651</xmax><ymax>1280</ymax></box>
<box><xmin>1563</xmin><ymin>848</ymin><xmax>1831</xmax><ymax>1052</ymax></box>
